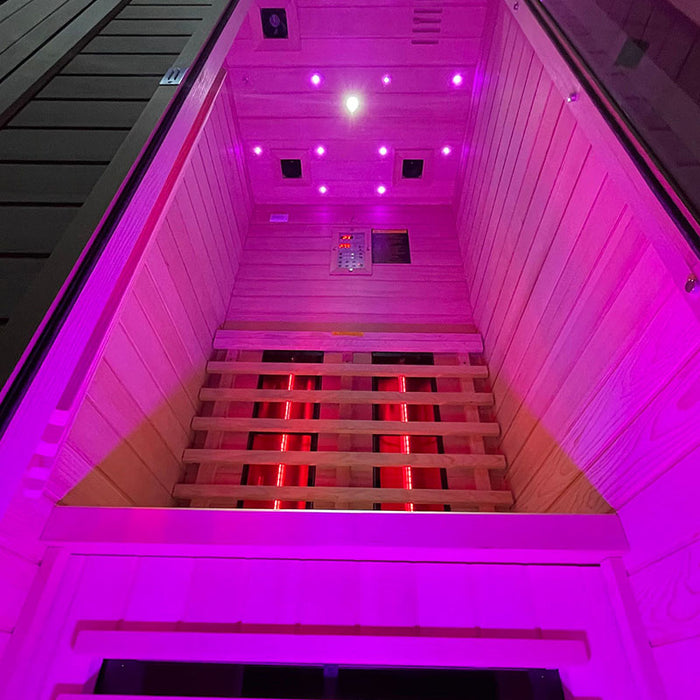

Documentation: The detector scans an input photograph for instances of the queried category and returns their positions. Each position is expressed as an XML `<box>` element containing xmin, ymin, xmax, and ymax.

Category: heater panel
<box><xmin>330</xmin><ymin>228</ymin><xmax>372</xmax><ymax>275</ymax></box>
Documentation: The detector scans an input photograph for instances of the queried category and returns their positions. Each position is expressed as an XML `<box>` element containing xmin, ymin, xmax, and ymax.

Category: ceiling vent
<box><xmin>260</xmin><ymin>8</ymin><xmax>288</xmax><ymax>38</ymax></box>
<box><xmin>412</xmin><ymin>7</ymin><xmax>442</xmax><ymax>45</ymax></box>
<box><xmin>402</xmin><ymin>159</ymin><xmax>424</xmax><ymax>179</ymax></box>
<box><xmin>280</xmin><ymin>158</ymin><xmax>302</xmax><ymax>179</ymax></box>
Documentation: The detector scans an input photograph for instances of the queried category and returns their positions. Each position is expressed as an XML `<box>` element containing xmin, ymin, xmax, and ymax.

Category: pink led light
<box><xmin>253</xmin><ymin>146</ymin><xmax>262</xmax><ymax>156</ymax></box>
<box><xmin>310</xmin><ymin>73</ymin><xmax>322</xmax><ymax>86</ymax></box>
<box><xmin>315</xmin><ymin>145</ymin><xmax>326</xmax><ymax>156</ymax></box>
<box><xmin>441</xmin><ymin>146</ymin><xmax>452</xmax><ymax>156</ymax></box>
<box><xmin>377</xmin><ymin>185</ymin><xmax>386</xmax><ymax>195</ymax></box>
<box><xmin>382</xmin><ymin>74</ymin><xmax>392</xmax><ymax>86</ymax></box>
<box><xmin>318</xmin><ymin>185</ymin><xmax>328</xmax><ymax>194</ymax></box>
<box><xmin>378</xmin><ymin>146</ymin><xmax>388</xmax><ymax>156</ymax></box>
<box><xmin>452</xmin><ymin>73</ymin><xmax>464</xmax><ymax>86</ymax></box>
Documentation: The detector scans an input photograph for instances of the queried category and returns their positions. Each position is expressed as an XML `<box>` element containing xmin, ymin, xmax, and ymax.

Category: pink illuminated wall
<box><xmin>457</xmin><ymin>0</ymin><xmax>700</xmax><ymax>695</ymax></box>
<box><xmin>228</xmin><ymin>204</ymin><xmax>473</xmax><ymax>327</ymax></box>
<box><xmin>0</xmin><ymin>509</ymin><xmax>643</xmax><ymax>699</ymax></box>
<box><xmin>47</xmin><ymin>81</ymin><xmax>252</xmax><ymax>508</ymax></box>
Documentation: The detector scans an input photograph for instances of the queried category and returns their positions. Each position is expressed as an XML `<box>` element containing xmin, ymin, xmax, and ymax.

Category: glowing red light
<box><xmin>399</xmin><ymin>375</ymin><xmax>414</xmax><ymax>512</ymax></box>
<box><xmin>274</xmin><ymin>373</ymin><xmax>295</xmax><ymax>510</ymax></box>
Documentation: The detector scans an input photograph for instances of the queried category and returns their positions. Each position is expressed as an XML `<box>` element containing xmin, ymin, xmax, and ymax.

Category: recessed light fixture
<box><xmin>381</xmin><ymin>74</ymin><xmax>392</xmax><ymax>86</ymax></box>
<box><xmin>378</xmin><ymin>146</ymin><xmax>388</xmax><ymax>156</ymax></box>
<box><xmin>253</xmin><ymin>146</ymin><xmax>263</xmax><ymax>155</ymax></box>
<box><xmin>344</xmin><ymin>94</ymin><xmax>361</xmax><ymax>114</ymax></box>
<box><xmin>377</xmin><ymin>185</ymin><xmax>386</xmax><ymax>195</ymax></box>
<box><xmin>441</xmin><ymin>146</ymin><xmax>452</xmax><ymax>156</ymax></box>
<box><xmin>315</xmin><ymin>145</ymin><xmax>326</xmax><ymax>156</ymax></box>
<box><xmin>310</xmin><ymin>73</ymin><xmax>322</xmax><ymax>86</ymax></box>
<box><xmin>318</xmin><ymin>185</ymin><xmax>328</xmax><ymax>194</ymax></box>
<box><xmin>452</xmin><ymin>73</ymin><xmax>464</xmax><ymax>86</ymax></box>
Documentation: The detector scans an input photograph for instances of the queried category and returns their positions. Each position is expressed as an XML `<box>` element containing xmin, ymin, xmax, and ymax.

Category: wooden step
<box><xmin>206</xmin><ymin>361</ymin><xmax>488</xmax><ymax>379</ymax></box>
<box><xmin>173</xmin><ymin>484</ymin><xmax>513</xmax><ymax>507</ymax></box>
<box><xmin>191</xmin><ymin>417</ymin><xmax>500</xmax><ymax>437</ymax></box>
<box><xmin>199</xmin><ymin>387</ymin><xmax>495</xmax><ymax>406</ymax></box>
<box><xmin>213</xmin><ymin>329</ymin><xmax>483</xmax><ymax>353</ymax></box>
<box><xmin>182</xmin><ymin>449</ymin><xmax>506</xmax><ymax>470</ymax></box>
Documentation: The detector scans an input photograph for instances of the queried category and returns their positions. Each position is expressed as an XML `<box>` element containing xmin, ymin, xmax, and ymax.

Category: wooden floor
<box><xmin>182</xmin><ymin>344</ymin><xmax>511</xmax><ymax>512</ymax></box>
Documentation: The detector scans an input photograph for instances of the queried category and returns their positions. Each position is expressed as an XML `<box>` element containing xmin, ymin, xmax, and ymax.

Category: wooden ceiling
<box><xmin>225</xmin><ymin>0</ymin><xmax>487</xmax><ymax>204</ymax></box>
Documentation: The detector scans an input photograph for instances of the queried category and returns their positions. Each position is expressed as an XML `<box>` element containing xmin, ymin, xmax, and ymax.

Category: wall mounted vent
<box><xmin>260</xmin><ymin>8</ymin><xmax>288</xmax><ymax>39</ymax></box>
<box><xmin>412</xmin><ymin>7</ymin><xmax>441</xmax><ymax>45</ymax></box>
<box><xmin>280</xmin><ymin>159</ymin><xmax>302</xmax><ymax>178</ymax></box>
<box><xmin>402</xmin><ymin>159</ymin><xmax>424</xmax><ymax>179</ymax></box>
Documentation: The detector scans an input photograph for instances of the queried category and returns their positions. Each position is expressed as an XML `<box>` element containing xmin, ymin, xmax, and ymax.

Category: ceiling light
<box><xmin>381</xmin><ymin>74</ymin><xmax>392</xmax><ymax>86</ymax></box>
<box><xmin>315</xmin><ymin>145</ymin><xmax>326</xmax><ymax>156</ymax></box>
<box><xmin>310</xmin><ymin>73</ymin><xmax>322</xmax><ymax>86</ymax></box>
<box><xmin>452</xmin><ymin>73</ymin><xmax>464</xmax><ymax>86</ymax></box>
<box><xmin>441</xmin><ymin>146</ymin><xmax>452</xmax><ymax>156</ymax></box>
<box><xmin>377</xmin><ymin>185</ymin><xmax>386</xmax><ymax>195</ymax></box>
<box><xmin>378</xmin><ymin>146</ymin><xmax>388</xmax><ymax>156</ymax></box>
<box><xmin>345</xmin><ymin>94</ymin><xmax>361</xmax><ymax>114</ymax></box>
<box><xmin>253</xmin><ymin>146</ymin><xmax>262</xmax><ymax>155</ymax></box>
<box><xmin>318</xmin><ymin>185</ymin><xmax>328</xmax><ymax>194</ymax></box>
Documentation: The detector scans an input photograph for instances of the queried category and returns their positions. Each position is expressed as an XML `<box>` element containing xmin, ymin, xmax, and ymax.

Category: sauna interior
<box><xmin>0</xmin><ymin>0</ymin><xmax>699</xmax><ymax>697</ymax></box>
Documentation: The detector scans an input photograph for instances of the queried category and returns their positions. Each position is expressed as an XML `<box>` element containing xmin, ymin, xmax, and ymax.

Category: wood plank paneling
<box><xmin>228</xmin><ymin>204</ymin><xmax>473</xmax><ymax>327</ymax></box>
<box><xmin>456</xmin><ymin>0</ymin><xmax>700</xmax><ymax>514</ymax></box>
<box><xmin>55</xmin><ymin>86</ymin><xmax>252</xmax><ymax>506</ymax></box>
<box><xmin>7</xmin><ymin>99</ymin><xmax>147</xmax><ymax>128</ymax></box>
<box><xmin>456</xmin><ymin>2</ymin><xmax>700</xmax><ymax>694</ymax></box>
<box><xmin>23</xmin><ymin>553</ymin><xmax>637</xmax><ymax>699</ymax></box>
<box><xmin>0</xmin><ymin>546</ymin><xmax>37</xmax><ymax>632</ymax></box>
<box><xmin>227</xmin><ymin>1</ymin><xmax>486</xmax><ymax>206</ymax></box>
<box><xmin>0</xmin><ymin>0</ymin><xmax>224</xmax><ymax>341</ymax></box>
<box><xmin>0</xmin><ymin>129</ymin><xmax>127</xmax><ymax>162</ymax></box>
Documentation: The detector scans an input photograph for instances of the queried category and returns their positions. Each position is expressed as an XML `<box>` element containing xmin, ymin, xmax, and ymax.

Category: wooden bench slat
<box><xmin>173</xmin><ymin>484</ymin><xmax>514</xmax><ymax>507</ymax></box>
<box><xmin>182</xmin><ymin>449</ymin><xmax>506</xmax><ymax>470</ymax></box>
<box><xmin>199</xmin><ymin>387</ymin><xmax>495</xmax><ymax>406</ymax></box>
<box><xmin>191</xmin><ymin>417</ymin><xmax>500</xmax><ymax>437</ymax></box>
<box><xmin>206</xmin><ymin>361</ymin><xmax>489</xmax><ymax>379</ymax></box>
<box><xmin>213</xmin><ymin>329</ymin><xmax>483</xmax><ymax>353</ymax></box>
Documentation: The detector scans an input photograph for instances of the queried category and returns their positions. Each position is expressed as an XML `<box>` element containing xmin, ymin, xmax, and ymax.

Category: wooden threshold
<box><xmin>190</xmin><ymin>417</ymin><xmax>500</xmax><ymax>437</ymax></box>
<box><xmin>182</xmin><ymin>449</ymin><xmax>506</xmax><ymax>470</ymax></box>
<box><xmin>206</xmin><ymin>361</ymin><xmax>489</xmax><ymax>379</ymax></box>
<box><xmin>198</xmin><ymin>387</ymin><xmax>495</xmax><ymax>406</ymax></box>
<box><xmin>173</xmin><ymin>484</ymin><xmax>514</xmax><ymax>507</ymax></box>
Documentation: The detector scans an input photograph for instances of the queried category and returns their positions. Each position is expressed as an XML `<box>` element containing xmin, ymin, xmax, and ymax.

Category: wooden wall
<box><xmin>227</xmin><ymin>204</ymin><xmax>473</xmax><ymax>328</ymax></box>
<box><xmin>49</xmin><ymin>81</ymin><xmax>252</xmax><ymax>507</ymax></box>
<box><xmin>5</xmin><ymin>551</ymin><xmax>638</xmax><ymax>698</ymax></box>
<box><xmin>457</xmin><ymin>1</ymin><xmax>700</xmax><ymax>695</ymax></box>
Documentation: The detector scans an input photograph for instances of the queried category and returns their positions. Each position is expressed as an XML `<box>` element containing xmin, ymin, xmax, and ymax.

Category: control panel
<box><xmin>330</xmin><ymin>228</ymin><xmax>372</xmax><ymax>275</ymax></box>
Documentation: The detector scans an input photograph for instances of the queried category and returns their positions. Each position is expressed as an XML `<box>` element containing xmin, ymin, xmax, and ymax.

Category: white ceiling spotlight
<box><xmin>344</xmin><ymin>94</ymin><xmax>361</xmax><ymax>115</ymax></box>
<box><xmin>377</xmin><ymin>185</ymin><xmax>387</xmax><ymax>195</ymax></box>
